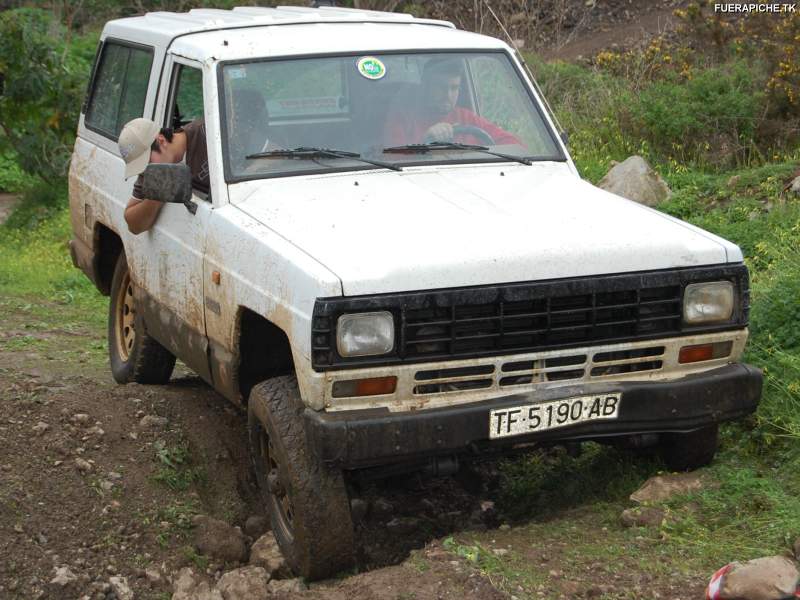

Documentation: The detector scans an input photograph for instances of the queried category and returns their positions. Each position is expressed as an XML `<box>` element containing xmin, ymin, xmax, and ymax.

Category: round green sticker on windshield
<box><xmin>357</xmin><ymin>56</ymin><xmax>386</xmax><ymax>80</ymax></box>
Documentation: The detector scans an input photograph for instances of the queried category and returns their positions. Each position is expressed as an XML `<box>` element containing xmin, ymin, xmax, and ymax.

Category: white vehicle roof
<box><xmin>102</xmin><ymin>6</ymin><xmax>507</xmax><ymax>61</ymax></box>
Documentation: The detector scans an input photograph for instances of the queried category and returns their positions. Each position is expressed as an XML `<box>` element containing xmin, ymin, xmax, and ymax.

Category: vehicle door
<box><xmin>70</xmin><ymin>37</ymin><xmax>162</xmax><ymax>271</ymax></box>
<box><xmin>125</xmin><ymin>56</ymin><xmax>213</xmax><ymax>381</ymax></box>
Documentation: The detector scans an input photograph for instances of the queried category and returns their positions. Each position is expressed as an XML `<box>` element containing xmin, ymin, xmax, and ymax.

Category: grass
<box><xmin>151</xmin><ymin>499</ymin><xmax>201</xmax><ymax>549</ymax></box>
<box><xmin>153</xmin><ymin>441</ymin><xmax>207</xmax><ymax>492</ymax></box>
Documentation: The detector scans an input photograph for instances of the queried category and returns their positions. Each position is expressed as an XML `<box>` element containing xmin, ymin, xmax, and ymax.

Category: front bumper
<box><xmin>304</xmin><ymin>363</ymin><xmax>762</xmax><ymax>468</ymax></box>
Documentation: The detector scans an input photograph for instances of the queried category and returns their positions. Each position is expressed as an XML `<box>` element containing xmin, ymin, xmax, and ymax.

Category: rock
<box><xmin>597</xmin><ymin>155</ymin><xmax>671</xmax><ymax>207</ymax></box>
<box><xmin>193</xmin><ymin>516</ymin><xmax>247</xmax><ymax>563</ymax></box>
<box><xmin>350</xmin><ymin>498</ymin><xmax>368</xmax><ymax>523</ymax></box>
<box><xmin>172</xmin><ymin>568</ymin><xmax>197</xmax><ymax>597</ymax></box>
<box><xmin>75</xmin><ymin>458</ymin><xmax>93</xmax><ymax>473</ymax></box>
<box><xmin>109</xmin><ymin>576</ymin><xmax>133</xmax><ymax>600</ymax></box>
<box><xmin>372</xmin><ymin>498</ymin><xmax>393</xmax><ymax>519</ymax></box>
<box><xmin>492</xmin><ymin>548</ymin><xmax>509</xmax><ymax>557</ymax></box>
<box><xmin>33</xmin><ymin>422</ymin><xmax>50</xmax><ymax>436</ymax></box>
<box><xmin>249</xmin><ymin>532</ymin><xmax>290</xmax><ymax>579</ymax></box>
<box><xmin>268</xmin><ymin>578</ymin><xmax>307</xmax><ymax>594</ymax></box>
<box><xmin>145</xmin><ymin>568</ymin><xmax>162</xmax><ymax>584</ymax></box>
<box><xmin>386</xmin><ymin>516</ymin><xmax>421</xmax><ymax>535</ymax></box>
<box><xmin>139</xmin><ymin>415</ymin><xmax>168</xmax><ymax>428</ymax></box>
<box><xmin>215</xmin><ymin>566</ymin><xmax>269</xmax><ymax>600</ymax></box>
<box><xmin>620</xmin><ymin>506</ymin><xmax>665</xmax><ymax>528</ymax></box>
<box><xmin>72</xmin><ymin>414</ymin><xmax>90</xmax><ymax>425</ymax></box>
<box><xmin>171</xmin><ymin>568</ymin><xmax>223</xmax><ymax>600</ymax></box>
<box><xmin>630</xmin><ymin>473</ymin><xmax>709</xmax><ymax>504</ymax></box>
<box><xmin>50</xmin><ymin>566</ymin><xmax>78</xmax><ymax>587</ymax></box>
<box><xmin>718</xmin><ymin>556</ymin><xmax>799</xmax><ymax>600</ymax></box>
<box><xmin>790</xmin><ymin>176</ymin><xmax>800</xmax><ymax>195</ymax></box>
<box><xmin>87</xmin><ymin>426</ymin><xmax>105</xmax><ymax>436</ymax></box>
<box><xmin>243</xmin><ymin>516</ymin><xmax>269</xmax><ymax>540</ymax></box>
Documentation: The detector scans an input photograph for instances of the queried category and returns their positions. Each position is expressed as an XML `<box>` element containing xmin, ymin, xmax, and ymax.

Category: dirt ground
<box><xmin>542</xmin><ymin>0</ymin><xmax>687</xmax><ymax>62</ymax></box>
<box><xmin>0</xmin><ymin>295</ymin><xmax>711</xmax><ymax>600</ymax></box>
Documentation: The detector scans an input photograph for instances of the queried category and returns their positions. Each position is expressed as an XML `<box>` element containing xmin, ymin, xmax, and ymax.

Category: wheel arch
<box><xmin>94</xmin><ymin>223</ymin><xmax>123</xmax><ymax>296</ymax></box>
<box><xmin>235</xmin><ymin>307</ymin><xmax>295</xmax><ymax>402</ymax></box>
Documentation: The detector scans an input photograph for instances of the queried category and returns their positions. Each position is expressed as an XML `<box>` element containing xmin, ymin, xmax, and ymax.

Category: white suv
<box><xmin>68</xmin><ymin>5</ymin><xmax>762</xmax><ymax>580</ymax></box>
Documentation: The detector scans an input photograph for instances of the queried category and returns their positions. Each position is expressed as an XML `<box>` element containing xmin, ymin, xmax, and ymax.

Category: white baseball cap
<box><xmin>118</xmin><ymin>118</ymin><xmax>160</xmax><ymax>179</ymax></box>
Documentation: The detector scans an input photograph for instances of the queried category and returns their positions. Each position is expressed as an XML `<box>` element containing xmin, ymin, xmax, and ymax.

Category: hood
<box><xmin>230</xmin><ymin>162</ymin><xmax>739</xmax><ymax>296</ymax></box>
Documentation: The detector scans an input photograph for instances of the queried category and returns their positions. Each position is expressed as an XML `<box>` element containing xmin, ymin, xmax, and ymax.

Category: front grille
<box><xmin>312</xmin><ymin>265</ymin><xmax>749</xmax><ymax>370</ymax></box>
<box><xmin>411</xmin><ymin>345</ymin><xmax>666</xmax><ymax>396</ymax></box>
<box><xmin>400</xmin><ymin>286</ymin><xmax>681</xmax><ymax>359</ymax></box>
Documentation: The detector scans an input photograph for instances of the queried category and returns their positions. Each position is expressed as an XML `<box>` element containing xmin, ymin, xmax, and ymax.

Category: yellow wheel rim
<box><xmin>115</xmin><ymin>270</ymin><xmax>136</xmax><ymax>361</ymax></box>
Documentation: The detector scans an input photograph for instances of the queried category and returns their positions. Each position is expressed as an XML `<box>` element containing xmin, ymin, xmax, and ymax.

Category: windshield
<box><xmin>220</xmin><ymin>51</ymin><xmax>564</xmax><ymax>180</ymax></box>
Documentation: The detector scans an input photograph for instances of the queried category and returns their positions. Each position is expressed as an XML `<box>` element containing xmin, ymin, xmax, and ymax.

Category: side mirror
<box><xmin>140</xmin><ymin>163</ymin><xmax>196</xmax><ymax>214</ymax></box>
<box><xmin>560</xmin><ymin>130</ymin><xmax>569</xmax><ymax>146</ymax></box>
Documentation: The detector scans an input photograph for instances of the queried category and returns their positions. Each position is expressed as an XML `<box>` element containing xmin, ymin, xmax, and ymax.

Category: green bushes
<box><xmin>0</xmin><ymin>152</ymin><xmax>26</xmax><ymax>193</ymax></box>
<box><xmin>633</xmin><ymin>64</ymin><xmax>763</xmax><ymax>167</ymax></box>
<box><xmin>529</xmin><ymin>56</ymin><xmax>788</xmax><ymax>178</ymax></box>
<box><xmin>0</xmin><ymin>8</ymin><xmax>96</xmax><ymax>184</ymax></box>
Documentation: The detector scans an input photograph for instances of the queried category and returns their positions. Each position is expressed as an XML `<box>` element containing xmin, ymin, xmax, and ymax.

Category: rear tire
<box><xmin>658</xmin><ymin>425</ymin><xmax>719</xmax><ymax>471</ymax></box>
<box><xmin>248</xmin><ymin>376</ymin><xmax>355</xmax><ymax>580</ymax></box>
<box><xmin>108</xmin><ymin>252</ymin><xmax>176</xmax><ymax>384</ymax></box>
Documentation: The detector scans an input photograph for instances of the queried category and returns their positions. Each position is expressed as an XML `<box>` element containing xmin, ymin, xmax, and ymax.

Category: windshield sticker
<box><xmin>356</xmin><ymin>56</ymin><xmax>386</xmax><ymax>80</ymax></box>
<box><xmin>228</xmin><ymin>67</ymin><xmax>247</xmax><ymax>80</ymax></box>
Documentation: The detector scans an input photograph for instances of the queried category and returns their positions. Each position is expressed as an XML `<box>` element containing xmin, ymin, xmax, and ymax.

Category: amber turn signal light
<box><xmin>332</xmin><ymin>376</ymin><xmax>397</xmax><ymax>398</ymax></box>
<box><xmin>678</xmin><ymin>341</ymin><xmax>733</xmax><ymax>364</ymax></box>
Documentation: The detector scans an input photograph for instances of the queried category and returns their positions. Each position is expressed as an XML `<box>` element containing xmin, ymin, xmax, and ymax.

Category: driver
<box><xmin>383</xmin><ymin>57</ymin><xmax>521</xmax><ymax>147</ymax></box>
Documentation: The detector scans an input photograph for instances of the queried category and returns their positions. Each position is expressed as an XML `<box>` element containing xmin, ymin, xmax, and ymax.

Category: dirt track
<box><xmin>0</xmin><ymin>297</ymin><xmax>511</xmax><ymax>599</ymax></box>
<box><xmin>0</xmin><ymin>296</ymin><xmax>711</xmax><ymax>599</ymax></box>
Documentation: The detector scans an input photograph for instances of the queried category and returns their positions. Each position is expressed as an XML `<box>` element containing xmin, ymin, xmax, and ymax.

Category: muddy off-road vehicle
<box><xmin>69</xmin><ymin>5</ymin><xmax>762</xmax><ymax>580</ymax></box>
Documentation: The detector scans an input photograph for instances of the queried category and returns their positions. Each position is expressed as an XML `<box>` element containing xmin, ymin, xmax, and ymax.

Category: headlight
<box><xmin>337</xmin><ymin>311</ymin><xmax>394</xmax><ymax>357</ymax></box>
<box><xmin>683</xmin><ymin>281</ymin><xmax>734</xmax><ymax>324</ymax></box>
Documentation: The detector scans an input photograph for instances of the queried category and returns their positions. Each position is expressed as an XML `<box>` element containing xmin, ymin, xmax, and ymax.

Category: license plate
<box><xmin>489</xmin><ymin>393</ymin><xmax>621</xmax><ymax>439</ymax></box>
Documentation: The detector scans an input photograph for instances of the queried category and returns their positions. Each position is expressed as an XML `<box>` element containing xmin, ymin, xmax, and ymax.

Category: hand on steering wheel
<box><xmin>423</xmin><ymin>122</ymin><xmax>495</xmax><ymax>146</ymax></box>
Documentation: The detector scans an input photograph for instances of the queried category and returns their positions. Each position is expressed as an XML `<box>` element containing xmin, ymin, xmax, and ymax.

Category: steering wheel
<box><xmin>453</xmin><ymin>124</ymin><xmax>494</xmax><ymax>146</ymax></box>
<box><xmin>423</xmin><ymin>123</ymin><xmax>496</xmax><ymax>146</ymax></box>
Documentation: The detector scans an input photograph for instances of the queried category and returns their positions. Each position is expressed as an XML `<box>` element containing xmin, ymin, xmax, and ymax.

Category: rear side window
<box><xmin>85</xmin><ymin>41</ymin><xmax>154</xmax><ymax>139</ymax></box>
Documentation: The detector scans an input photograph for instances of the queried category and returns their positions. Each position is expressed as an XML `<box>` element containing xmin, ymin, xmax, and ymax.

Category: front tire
<box><xmin>248</xmin><ymin>376</ymin><xmax>355</xmax><ymax>580</ymax></box>
<box><xmin>658</xmin><ymin>425</ymin><xmax>719</xmax><ymax>471</ymax></box>
<box><xmin>108</xmin><ymin>252</ymin><xmax>176</xmax><ymax>384</ymax></box>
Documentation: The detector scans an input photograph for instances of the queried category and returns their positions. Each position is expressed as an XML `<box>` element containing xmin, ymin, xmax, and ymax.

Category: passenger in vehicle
<box><xmin>383</xmin><ymin>57</ymin><xmax>521</xmax><ymax>147</ymax></box>
<box><xmin>229</xmin><ymin>88</ymin><xmax>282</xmax><ymax>171</ymax></box>
<box><xmin>118</xmin><ymin>117</ymin><xmax>209</xmax><ymax>235</ymax></box>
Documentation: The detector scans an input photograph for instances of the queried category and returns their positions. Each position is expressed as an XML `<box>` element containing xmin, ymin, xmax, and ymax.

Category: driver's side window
<box><xmin>165</xmin><ymin>63</ymin><xmax>210</xmax><ymax>200</ymax></box>
<box><xmin>168</xmin><ymin>64</ymin><xmax>203</xmax><ymax>128</ymax></box>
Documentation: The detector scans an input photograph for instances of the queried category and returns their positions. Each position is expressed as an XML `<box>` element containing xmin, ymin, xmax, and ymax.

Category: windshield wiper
<box><xmin>246</xmin><ymin>146</ymin><xmax>403</xmax><ymax>172</ymax></box>
<box><xmin>382</xmin><ymin>142</ymin><xmax>532</xmax><ymax>166</ymax></box>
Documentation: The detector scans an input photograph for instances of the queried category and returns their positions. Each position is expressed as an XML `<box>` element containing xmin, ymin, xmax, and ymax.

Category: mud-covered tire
<box><xmin>248</xmin><ymin>376</ymin><xmax>355</xmax><ymax>580</ymax></box>
<box><xmin>108</xmin><ymin>252</ymin><xmax>176</xmax><ymax>384</ymax></box>
<box><xmin>658</xmin><ymin>425</ymin><xmax>719</xmax><ymax>472</ymax></box>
